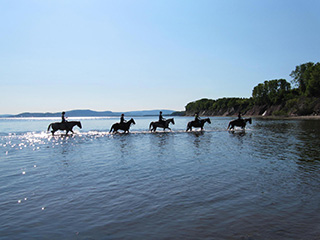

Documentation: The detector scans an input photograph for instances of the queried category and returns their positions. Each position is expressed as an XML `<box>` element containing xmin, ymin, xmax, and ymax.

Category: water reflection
<box><xmin>151</xmin><ymin>132</ymin><xmax>171</xmax><ymax>159</ymax></box>
<box><xmin>295</xmin><ymin>120</ymin><xmax>320</xmax><ymax>162</ymax></box>
<box><xmin>228</xmin><ymin>130</ymin><xmax>246</xmax><ymax>137</ymax></box>
<box><xmin>184</xmin><ymin>132</ymin><xmax>213</xmax><ymax>163</ymax></box>
<box><xmin>111</xmin><ymin>133</ymin><xmax>134</xmax><ymax>159</ymax></box>
<box><xmin>155</xmin><ymin>132</ymin><xmax>170</xmax><ymax>147</ymax></box>
<box><xmin>190</xmin><ymin>131</ymin><xmax>204</xmax><ymax>138</ymax></box>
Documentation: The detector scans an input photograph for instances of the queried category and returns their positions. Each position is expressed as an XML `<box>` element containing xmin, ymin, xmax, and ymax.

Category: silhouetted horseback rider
<box><xmin>238</xmin><ymin>112</ymin><xmax>242</xmax><ymax>120</ymax></box>
<box><xmin>194</xmin><ymin>112</ymin><xmax>201</xmax><ymax>123</ymax></box>
<box><xmin>120</xmin><ymin>114</ymin><xmax>127</xmax><ymax>124</ymax></box>
<box><xmin>61</xmin><ymin>112</ymin><xmax>67</xmax><ymax>123</ymax></box>
<box><xmin>159</xmin><ymin>111</ymin><xmax>166</xmax><ymax>126</ymax></box>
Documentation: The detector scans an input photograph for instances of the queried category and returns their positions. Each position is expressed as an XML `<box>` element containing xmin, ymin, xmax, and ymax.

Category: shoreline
<box><xmin>184</xmin><ymin>114</ymin><xmax>320</xmax><ymax>120</ymax></box>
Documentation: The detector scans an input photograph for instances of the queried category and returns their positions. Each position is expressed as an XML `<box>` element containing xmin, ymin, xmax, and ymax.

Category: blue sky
<box><xmin>1</xmin><ymin>0</ymin><xmax>319</xmax><ymax>114</ymax></box>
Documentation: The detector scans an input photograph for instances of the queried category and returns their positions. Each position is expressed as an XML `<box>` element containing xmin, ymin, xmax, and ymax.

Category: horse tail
<box><xmin>149</xmin><ymin>122</ymin><xmax>153</xmax><ymax>131</ymax></box>
<box><xmin>109</xmin><ymin>125</ymin><xmax>114</xmax><ymax>133</ymax></box>
<box><xmin>227</xmin><ymin>122</ymin><xmax>231</xmax><ymax>130</ymax></box>
<box><xmin>186</xmin><ymin>122</ymin><xmax>191</xmax><ymax>131</ymax></box>
<box><xmin>47</xmin><ymin>123</ymin><xmax>52</xmax><ymax>131</ymax></box>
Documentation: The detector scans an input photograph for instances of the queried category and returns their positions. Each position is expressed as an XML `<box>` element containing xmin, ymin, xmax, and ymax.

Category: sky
<box><xmin>1</xmin><ymin>0</ymin><xmax>320</xmax><ymax>114</ymax></box>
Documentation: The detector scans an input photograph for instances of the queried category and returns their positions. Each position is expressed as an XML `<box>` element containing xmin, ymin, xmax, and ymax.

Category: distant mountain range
<box><xmin>1</xmin><ymin>109</ymin><xmax>177</xmax><ymax>118</ymax></box>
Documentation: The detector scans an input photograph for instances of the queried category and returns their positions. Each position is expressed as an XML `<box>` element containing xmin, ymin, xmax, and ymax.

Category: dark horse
<box><xmin>109</xmin><ymin>118</ymin><xmax>135</xmax><ymax>133</ymax></box>
<box><xmin>149</xmin><ymin>118</ymin><xmax>175</xmax><ymax>132</ymax></box>
<box><xmin>47</xmin><ymin>121</ymin><xmax>82</xmax><ymax>135</ymax></box>
<box><xmin>186</xmin><ymin>118</ymin><xmax>211</xmax><ymax>131</ymax></box>
<box><xmin>227</xmin><ymin>118</ymin><xmax>252</xmax><ymax>131</ymax></box>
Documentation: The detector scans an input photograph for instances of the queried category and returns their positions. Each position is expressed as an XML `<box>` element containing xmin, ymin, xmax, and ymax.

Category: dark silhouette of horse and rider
<box><xmin>47</xmin><ymin>111</ymin><xmax>252</xmax><ymax>135</ymax></box>
<box><xmin>109</xmin><ymin>114</ymin><xmax>136</xmax><ymax>133</ymax></box>
<box><xmin>149</xmin><ymin>111</ymin><xmax>175</xmax><ymax>132</ymax></box>
<box><xmin>47</xmin><ymin>112</ymin><xmax>82</xmax><ymax>135</ymax></box>
<box><xmin>227</xmin><ymin>112</ymin><xmax>252</xmax><ymax>131</ymax></box>
<box><xmin>186</xmin><ymin>112</ymin><xmax>211</xmax><ymax>131</ymax></box>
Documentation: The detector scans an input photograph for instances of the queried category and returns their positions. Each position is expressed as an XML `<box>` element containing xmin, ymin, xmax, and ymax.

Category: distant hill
<box><xmin>4</xmin><ymin>109</ymin><xmax>176</xmax><ymax>118</ymax></box>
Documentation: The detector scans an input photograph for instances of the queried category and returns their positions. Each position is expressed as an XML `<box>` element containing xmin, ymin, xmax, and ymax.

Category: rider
<box><xmin>61</xmin><ymin>112</ymin><xmax>67</xmax><ymax>123</ymax></box>
<box><xmin>120</xmin><ymin>114</ymin><xmax>127</xmax><ymax>124</ymax></box>
<box><xmin>238</xmin><ymin>111</ymin><xmax>242</xmax><ymax>120</ymax></box>
<box><xmin>159</xmin><ymin>111</ymin><xmax>166</xmax><ymax>126</ymax></box>
<box><xmin>194</xmin><ymin>112</ymin><xmax>201</xmax><ymax>123</ymax></box>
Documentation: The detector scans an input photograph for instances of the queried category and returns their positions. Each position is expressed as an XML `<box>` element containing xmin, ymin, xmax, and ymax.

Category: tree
<box><xmin>290</xmin><ymin>62</ymin><xmax>315</xmax><ymax>95</ymax></box>
<box><xmin>252</xmin><ymin>79</ymin><xmax>291</xmax><ymax>105</ymax></box>
<box><xmin>306</xmin><ymin>63</ymin><xmax>320</xmax><ymax>97</ymax></box>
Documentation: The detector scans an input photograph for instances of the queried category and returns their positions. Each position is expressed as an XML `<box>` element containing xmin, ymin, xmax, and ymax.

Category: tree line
<box><xmin>185</xmin><ymin>62</ymin><xmax>320</xmax><ymax>116</ymax></box>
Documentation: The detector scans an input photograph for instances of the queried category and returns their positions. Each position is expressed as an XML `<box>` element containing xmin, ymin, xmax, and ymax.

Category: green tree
<box><xmin>306</xmin><ymin>63</ymin><xmax>320</xmax><ymax>97</ymax></box>
<box><xmin>290</xmin><ymin>62</ymin><xmax>315</xmax><ymax>95</ymax></box>
<box><xmin>252</xmin><ymin>79</ymin><xmax>291</xmax><ymax>105</ymax></box>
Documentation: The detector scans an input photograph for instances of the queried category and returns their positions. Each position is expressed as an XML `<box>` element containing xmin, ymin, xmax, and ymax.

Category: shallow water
<box><xmin>0</xmin><ymin>117</ymin><xmax>320</xmax><ymax>239</ymax></box>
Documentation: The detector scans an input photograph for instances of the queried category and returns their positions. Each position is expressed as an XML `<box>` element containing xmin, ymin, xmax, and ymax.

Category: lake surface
<box><xmin>0</xmin><ymin>116</ymin><xmax>320</xmax><ymax>240</ymax></box>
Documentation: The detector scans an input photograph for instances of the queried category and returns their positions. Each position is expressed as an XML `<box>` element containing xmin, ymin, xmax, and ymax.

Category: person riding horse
<box><xmin>227</xmin><ymin>112</ymin><xmax>252</xmax><ymax>131</ymax></box>
<box><xmin>48</xmin><ymin>120</ymin><xmax>82</xmax><ymax>135</ymax></box>
<box><xmin>159</xmin><ymin>111</ymin><xmax>166</xmax><ymax>127</ymax></box>
<box><xmin>186</xmin><ymin>116</ymin><xmax>211</xmax><ymax>131</ymax></box>
<box><xmin>194</xmin><ymin>112</ymin><xmax>201</xmax><ymax>124</ymax></box>
<box><xmin>110</xmin><ymin>118</ymin><xmax>136</xmax><ymax>133</ymax></box>
<box><xmin>120</xmin><ymin>114</ymin><xmax>127</xmax><ymax>124</ymax></box>
<box><xmin>61</xmin><ymin>111</ymin><xmax>67</xmax><ymax>123</ymax></box>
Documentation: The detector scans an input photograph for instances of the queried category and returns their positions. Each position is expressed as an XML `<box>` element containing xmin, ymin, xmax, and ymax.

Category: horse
<box><xmin>149</xmin><ymin>118</ymin><xmax>175</xmax><ymax>132</ymax></box>
<box><xmin>47</xmin><ymin>121</ymin><xmax>82</xmax><ymax>136</ymax></box>
<box><xmin>186</xmin><ymin>118</ymin><xmax>211</xmax><ymax>131</ymax></box>
<box><xmin>227</xmin><ymin>118</ymin><xmax>252</xmax><ymax>131</ymax></box>
<box><xmin>109</xmin><ymin>118</ymin><xmax>135</xmax><ymax>133</ymax></box>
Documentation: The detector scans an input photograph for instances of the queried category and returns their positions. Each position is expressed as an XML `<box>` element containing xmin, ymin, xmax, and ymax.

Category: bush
<box><xmin>272</xmin><ymin>110</ymin><xmax>289</xmax><ymax>117</ymax></box>
<box><xmin>285</xmin><ymin>98</ymin><xmax>298</xmax><ymax>110</ymax></box>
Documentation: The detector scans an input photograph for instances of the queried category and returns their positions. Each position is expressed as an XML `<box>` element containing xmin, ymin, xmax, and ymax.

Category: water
<box><xmin>0</xmin><ymin>116</ymin><xmax>320</xmax><ymax>240</ymax></box>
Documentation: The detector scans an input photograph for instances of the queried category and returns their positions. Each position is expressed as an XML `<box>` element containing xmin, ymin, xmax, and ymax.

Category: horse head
<box><xmin>207</xmin><ymin>118</ymin><xmax>211</xmax><ymax>124</ymax></box>
<box><xmin>246</xmin><ymin>118</ymin><xmax>252</xmax><ymax>124</ymax></box>
<box><xmin>129</xmin><ymin>118</ymin><xmax>136</xmax><ymax>125</ymax></box>
<box><xmin>170</xmin><ymin>118</ymin><xmax>175</xmax><ymax>125</ymax></box>
<box><xmin>77</xmin><ymin>121</ymin><xmax>82</xmax><ymax>129</ymax></box>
